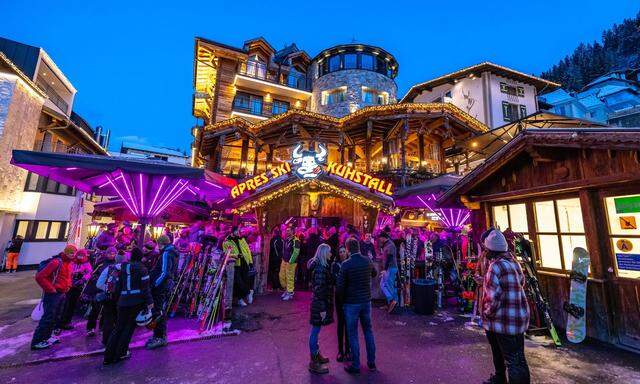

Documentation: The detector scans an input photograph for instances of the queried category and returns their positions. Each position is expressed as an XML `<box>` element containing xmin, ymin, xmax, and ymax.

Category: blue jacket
<box><xmin>150</xmin><ymin>244</ymin><xmax>177</xmax><ymax>288</ymax></box>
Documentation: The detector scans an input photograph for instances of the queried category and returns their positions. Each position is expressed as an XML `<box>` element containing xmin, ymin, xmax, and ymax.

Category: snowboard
<box><xmin>564</xmin><ymin>247</ymin><xmax>590</xmax><ymax>344</ymax></box>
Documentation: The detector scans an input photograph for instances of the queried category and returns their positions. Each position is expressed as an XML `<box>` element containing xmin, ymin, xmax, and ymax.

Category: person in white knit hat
<box><xmin>480</xmin><ymin>228</ymin><xmax>530</xmax><ymax>384</ymax></box>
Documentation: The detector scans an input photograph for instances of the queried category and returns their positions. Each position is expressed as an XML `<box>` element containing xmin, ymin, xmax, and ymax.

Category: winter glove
<box><xmin>320</xmin><ymin>311</ymin><xmax>327</xmax><ymax>321</ymax></box>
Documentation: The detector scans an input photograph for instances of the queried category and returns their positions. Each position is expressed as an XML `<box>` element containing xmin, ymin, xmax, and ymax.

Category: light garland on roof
<box><xmin>204</xmin><ymin>103</ymin><xmax>488</xmax><ymax>136</ymax></box>
<box><xmin>231</xmin><ymin>179</ymin><xmax>399</xmax><ymax>215</ymax></box>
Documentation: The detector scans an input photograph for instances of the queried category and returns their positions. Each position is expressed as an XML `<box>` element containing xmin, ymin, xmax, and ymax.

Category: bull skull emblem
<box><xmin>291</xmin><ymin>143</ymin><xmax>327</xmax><ymax>179</ymax></box>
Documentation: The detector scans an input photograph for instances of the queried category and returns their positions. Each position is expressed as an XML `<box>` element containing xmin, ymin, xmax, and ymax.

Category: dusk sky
<box><xmin>2</xmin><ymin>1</ymin><xmax>638</xmax><ymax>153</ymax></box>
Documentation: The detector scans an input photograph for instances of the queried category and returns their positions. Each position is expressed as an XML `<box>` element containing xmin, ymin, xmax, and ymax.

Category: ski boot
<box><xmin>308</xmin><ymin>354</ymin><xmax>329</xmax><ymax>374</ymax></box>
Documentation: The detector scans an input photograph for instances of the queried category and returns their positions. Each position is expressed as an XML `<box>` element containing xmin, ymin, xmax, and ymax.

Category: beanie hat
<box><xmin>144</xmin><ymin>241</ymin><xmax>156</xmax><ymax>250</ymax></box>
<box><xmin>63</xmin><ymin>244</ymin><xmax>78</xmax><ymax>256</ymax></box>
<box><xmin>157</xmin><ymin>235</ymin><xmax>171</xmax><ymax>247</ymax></box>
<box><xmin>483</xmin><ymin>229</ymin><xmax>508</xmax><ymax>252</ymax></box>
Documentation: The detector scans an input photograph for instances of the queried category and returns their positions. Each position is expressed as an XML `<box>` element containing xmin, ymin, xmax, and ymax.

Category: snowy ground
<box><xmin>0</xmin><ymin>271</ymin><xmax>639</xmax><ymax>383</ymax></box>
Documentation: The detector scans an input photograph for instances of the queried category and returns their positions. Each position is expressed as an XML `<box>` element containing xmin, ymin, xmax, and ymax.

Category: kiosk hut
<box><xmin>438</xmin><ymin>127</ymin><xmax>640</xmax><ymax>351</ymax></box>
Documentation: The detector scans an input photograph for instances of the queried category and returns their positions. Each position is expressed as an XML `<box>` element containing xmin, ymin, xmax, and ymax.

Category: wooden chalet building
<box><xmin>438</xmin><ymin>128</ymin><xmax>640</xmax><ymax>351</ymax></box>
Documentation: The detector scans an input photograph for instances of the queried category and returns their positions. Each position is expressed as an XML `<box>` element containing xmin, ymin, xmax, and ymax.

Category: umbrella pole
<box><xmin>138</xmin><ymin>217</ymin><xmax>149</xmax><ymax>247</ymax></box>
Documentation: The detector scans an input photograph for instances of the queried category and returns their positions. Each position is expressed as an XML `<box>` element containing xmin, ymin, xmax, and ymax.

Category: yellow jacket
<box><xmin>223</xmin><ymin>236</ymin><xmax>253</xmax><ymax>265</ymax></box>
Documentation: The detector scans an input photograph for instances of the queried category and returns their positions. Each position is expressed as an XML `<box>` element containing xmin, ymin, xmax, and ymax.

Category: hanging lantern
<box><xmin>152</xmin><ymin>225</ymin><xmax>164</xmax><ymax>240</ymax></box>
<box><xmin>87</xmin><ymin>222</ymin><xmax>101</xmax><ymax>238</ymax></box>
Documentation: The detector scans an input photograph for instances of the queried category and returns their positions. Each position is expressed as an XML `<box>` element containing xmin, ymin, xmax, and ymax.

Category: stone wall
<box><xmin>0</xmin><ymin>76</ymin><xmax>44</xmax><ymax>213</ymax></box>
<box><xmin>310</xmin><ymin>69</ymin><xmax>397</xmax><ymax>117</ymax></box>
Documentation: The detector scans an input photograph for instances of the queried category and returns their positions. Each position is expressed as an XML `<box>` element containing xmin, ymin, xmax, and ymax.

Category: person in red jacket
<box><xmin>31</xmin><ymin>245</ymin><xmax>77</xmax><ymax>350</ymax></box>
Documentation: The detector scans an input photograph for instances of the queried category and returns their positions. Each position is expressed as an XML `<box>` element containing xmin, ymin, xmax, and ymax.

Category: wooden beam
<box><xmin>365</xmin><ymin>120</ymin><xmax>372</xmax><ymax>173</ymax></box>
<box><xmin>401</xmin><ymin>118</ymin><xmax>408</xmax><ymax>188</ymax></box>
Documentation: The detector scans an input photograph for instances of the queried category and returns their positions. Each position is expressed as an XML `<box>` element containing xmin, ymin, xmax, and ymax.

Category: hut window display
<box><xmin>492</xmin><ymin>203</ymin><xmax>529</xmax><ymax>234</ymax></box>
<box><xmin>605</xmin><ymin>194</ymin><xmax>640</xmax><ymax>279</ymax></box>
<box><xmin>534</xmin><ymin>198</ymin><xmax>587</xmax><ymax>271</ymax></box>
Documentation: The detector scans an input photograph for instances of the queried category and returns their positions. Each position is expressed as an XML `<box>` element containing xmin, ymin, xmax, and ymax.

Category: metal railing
<box><xmin>36</xmin><ymin>80</ymin><xmax>70</xmax><ymax>113</ymax></box>
<box><xmin>238</xmin><ymin>61</ymin><xmax>311</xmax><ymax>91</ymax></box>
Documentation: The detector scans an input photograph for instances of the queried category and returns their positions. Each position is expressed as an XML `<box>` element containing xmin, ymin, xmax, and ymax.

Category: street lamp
<box><xmin>87</xmin><ymin>222</ymin><xmax>101</xmax><ymax>238</ymax></box>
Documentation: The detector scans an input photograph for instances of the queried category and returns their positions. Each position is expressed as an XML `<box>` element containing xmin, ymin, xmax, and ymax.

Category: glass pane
<box><xmin>361</xmin><ymin>54</ymin><xmax>374</xmax><ymax>70</ymax></box>
<box><xmin>535</xmin><ymin>201</ymin><xmax>557</xmax><ymax>232</ymax></box>
<box><xmin>605</xmin><ymin>194</ymin><xmax>640</xmax><ymax>236</ymax></box>
<box><xmin>26</xmin><ymin>173</ymin><xmax>39</xmax><ymax>191</ymax></box>
<box><xmin>16</xmin><ymin>221</ymin><xmax>29</xmax><ymax>237</ymax></box>
<box><xmin>611</xmin><ymin>237</ymin><xmax>640</xmax><ymax>279</ymax></box>
<box><xmin>492</xmin><ymin>205</ymin><xmax>509</xmax><ymax>230</ymax></box>
<box><xmin>557</xmin><ymin>198</ymin><xmax>584</xmax><ymax>233</ymax></box>
<box><xmin>538</xmin><ymin>234</ymin><xmax>562</xmax><ymax>269</ymax></box>
<box><xmin>329</xmin><ymin>55</ymin><xmax>340</xmax><ymax>71</ymax></box>
<box><xmin>344</xmin><ymin>54</ymin><xmax>357</xmax><ymax>69</ymax></box>
<box><xmin>46</xmin><ymin>179</ymin><xmax>58</xmax><ymax>193</ymax></box>
<box><xmin>48</xmin><ymin>222</ymin><xmax>61</xmax><ymax>239</ymax></box>
<box><xmin>508</xmin><ymin>204</ymin><xmax>528</xmax><ymax>233</ymax></box>
<box><xmin>561</xmin><ymin>235</ymin><xmax>588</xmax><ymax>271</ymax></box>
<box><xmin>35</xmin><ymin>222</ymin><xmax>49</xmax><ymax>239</ymax></box>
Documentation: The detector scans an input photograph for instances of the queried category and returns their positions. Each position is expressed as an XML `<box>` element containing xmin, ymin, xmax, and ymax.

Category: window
<box><xmin>13</xmin><ymin>220</ymin><xmax>69</xmax><ymax>242</ymax></box>
<box><xmin>376</xmin><ymin>57</ymin><xmax>387</xmax><ymax>75</ymax></box>
<box><xmin>329</xmin><ymin>55</ymin><xmax>341</xmax><ymax>72</ymax></box>
<box><xmin>491</xmin><ymin>203</ymin><xmax>529</xmax><ymax>233</ymax></box>
<box><xmin>272</xmin><ymin>100</ymin><xmax>289</xmax><ymax>115</ymax></box>
<box><xmin>519</xmin><ymin>105</ymin><xmax>527</xmax><ymax>118</ymax></box>
<box><xmin>24</xmin><ymin>172</ymin><xmax>75</xmax><ymax>196</ymax></box>
<box><xmin>361</xmin><ymin>54</ymin><xmax>374</xmax><ymax>70</ymax></box>
<box><xmin>362</xmin><ymin>87</ymin><xmax>389</xmax><ymax>105</ymax></box>
<box><xmin>534</xmin><ymin>198</ymin><xmax>587</xmax><ymax>270</ymax></box>
<box><xmin>321</xmin><ymin>87</ymin><xmax>346</xmax><ymax>106</ymax></box>
<box><xmin>344</xmin><ymin>54</ymin><xmax>357</xmax><ymax>69</ymax></box>
<box><xmin>516</xmin><ymin>86</ymin><xmax>525</xmax><ymax>97</ymax></box>
<box><xmin>556</xmin><ymin>105</ymin><xmax>567</xmax><ymax>115</ymax></box>
<box><xmin>233</xmin><ymin>92</ymin><xmax>263</xmax><ymax>116</ymax></box>
<box><xmin>500</xmin><ymin>82</ymin><xmax>518</xmax><ymax>96</ymax></box>
<box><xmin>502</xmin><ymin>102</ymin><xmax>520</xmax><ymax>122</ymax></box>
<box><xmin>604</xmin><ymin>194</ymin><xmax>640</xmax><ymax>279</ymax></box>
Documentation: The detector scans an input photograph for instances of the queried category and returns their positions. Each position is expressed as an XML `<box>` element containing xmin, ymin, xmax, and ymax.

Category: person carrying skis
<box><xmin>146</xmin><ymin>235</ymin><xmax>177</xmax><ymax>350</ymax></box>
<box><xmin>306</xmin><ymin>243</ymin><xmax>334</xmax><ymax>374</ymax></box>
<box><xmin>279</xmin><ymin>227</ymin><xmax>300</xmax><ymax>301</ymax></box>
<box><xmin>4</xmin><ymin>234</ymin><xmax>23</xmax><ymax>273</ymax></box>
<box><xmin>57</xmin><ymin>249</ymin><xmax>93</xmax><ymax>330</ymax></box>
<box><xmin>480</xmin><ymin>229</ymin><xmax>530</xmax><ymax>384</ymax></box>
<box><xmin>223</xmin><ymin>226</ymin><xmax>254</xmax><ymax>306</ymax></box>
<box><xmin>31</xmin><ymin>244</ymin><xmax>76</xmax><ymax>350</ymax></box>
<box><xmin>104</xmin><ymin>247</ymin><xmax>153</xmax><ymax>365</ymax></box>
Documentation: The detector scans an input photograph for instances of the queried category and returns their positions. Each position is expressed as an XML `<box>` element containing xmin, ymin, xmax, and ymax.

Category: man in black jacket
<box><xmin>336</xmin><ymin>238</ymin><xmax>377</xmax><ymax>374</ymax></box>
<box><xmin>268</xmin><ymin>227</ymin><xmax>283</xmax><ymax>291</ymax></box>
<box><xmin>146</xmin><ymin>235</ymin><xmax>177</xmax><ymax>349</ymax></box>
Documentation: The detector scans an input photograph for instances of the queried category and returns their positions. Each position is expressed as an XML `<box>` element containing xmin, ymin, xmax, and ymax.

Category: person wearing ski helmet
<box><xmin>104</xmin><ymin>247</ymin><xmax>153</xmax><ymax>365</ymax></box>
<box><xmin>223</xmin><ymin>226</ymin><xmax>254</xmax><ymax>306</ymax></box>
<box><xmin>146</xmin><ymin>235</ymin><xmax>177</xmax><ymax>350</ymax></box>
<box><xmin>57</xmin><ymin>249</ymin><xmax>93</xmax><ymax>330</ymax></box>
<box><xmin>480</xmin><ymin>228</ymin><xmax>530</xmax><ymax>384</ymax></box>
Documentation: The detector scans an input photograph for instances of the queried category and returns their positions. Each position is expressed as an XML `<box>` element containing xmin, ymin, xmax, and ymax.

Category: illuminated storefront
<box><xmin>438</xmin><ymin>128</ymin><xmax>640</xmax><ymax>351</ymax></box>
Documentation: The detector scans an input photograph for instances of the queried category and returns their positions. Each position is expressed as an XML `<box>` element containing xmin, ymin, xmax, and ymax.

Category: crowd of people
<box><xmin>23</xmin><ymin>218</ymin><xmax>531</xmax><ymax>382</ymax></box>
<box><xmin>28</xmin><ymin>220</ymin><xmax>260</xmax><ymax>366</ymax></box>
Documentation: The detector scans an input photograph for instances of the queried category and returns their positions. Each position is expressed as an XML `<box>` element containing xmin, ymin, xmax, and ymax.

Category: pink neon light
<box><xmin>139</xmin><ymin>174</ymin><xmax>145</xmax><ymax>215</ymax></box>
<box><xmin>106</xmin><ymin>174</ymin><xmax>137</xmax><ymax>215</ymax></box>
<box><xmin>148</xmin><ymin>176</ymin><xmax>166</xmax><ymax>215</ymax></box>
<box><xmin>205</xmin><ymin>181</ymin><xmax>222</xmax><ymax>189</ymax></box>
<box><xmin>152</xmin><ymin>181</ymin><xmax>191</xmax><ymax>217</ymax></box>
<box><xmin>150</xmin><ymin>179</ymin><xmax>183</xmax><ymax>217</ymax></box>
<box><xmin>118</xmin><ymin>171</ymin><xmax>139</xmax><ymax>216</ymax></box>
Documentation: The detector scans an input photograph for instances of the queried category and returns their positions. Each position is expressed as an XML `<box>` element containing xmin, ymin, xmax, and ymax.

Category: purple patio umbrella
<box><xmin>11</xmin><ymin>150</ymin><xmax>234</xmax><ymax>243</ymax></box>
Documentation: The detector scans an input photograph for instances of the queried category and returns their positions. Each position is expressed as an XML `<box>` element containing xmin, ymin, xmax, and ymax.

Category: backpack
<box><xmin>97</xmin><ymin>264</ymin><xmax>121</xmax><ymax>302</ymax></box>
<box><xmin>37</xmin><ymin>255</ymin><xmax>61</xmax><ymax>272</ymax></box>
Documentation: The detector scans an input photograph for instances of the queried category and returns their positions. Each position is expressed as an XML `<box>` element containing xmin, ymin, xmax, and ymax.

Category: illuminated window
<box><xmin>24</xmin><ymin>172</ymin><xmax>75</xmax><ymax>196</ymax></box>
<box><xmin>362</xmin><ymin>87</ymin><xmax>388</xmax><ymax>105</ymax></box>
<box><xmin>534</xmin><ymin>198</ymin><xmax>587</xmax><ymax>270</ymax></box>
<box><xmin>604</xmin><ymin>194</ymin><xmax>640</xmax><ymax>278</ymax></box>
<box><xmin>491</xmin><ymin>203</ymin><xmax>528</xmax><ymax>233</ymax></box>
<box><xmin>271</xmin><ymin>100</ymin><xmax>289</xmax><ymax>115</ymax></box>
<box><xmin>321</xmin><ymin>87</ymin><xmax>346</xmax><ymax>106</ymax></box>
<box><xmin>13</xmin><ymin>220</ymin><xmax>69</xmax><ymax>242</ymax></box>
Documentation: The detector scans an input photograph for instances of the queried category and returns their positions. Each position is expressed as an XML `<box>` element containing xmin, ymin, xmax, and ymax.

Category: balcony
<box><xmin>36</xmin><ymin>80</ymin><xmax>70</xmax><ymax>114</ymax></box>
<box><xmin>236</xmin><ymin>61</ymin><xmax>312</xmax><ymax>99</ymax></box>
